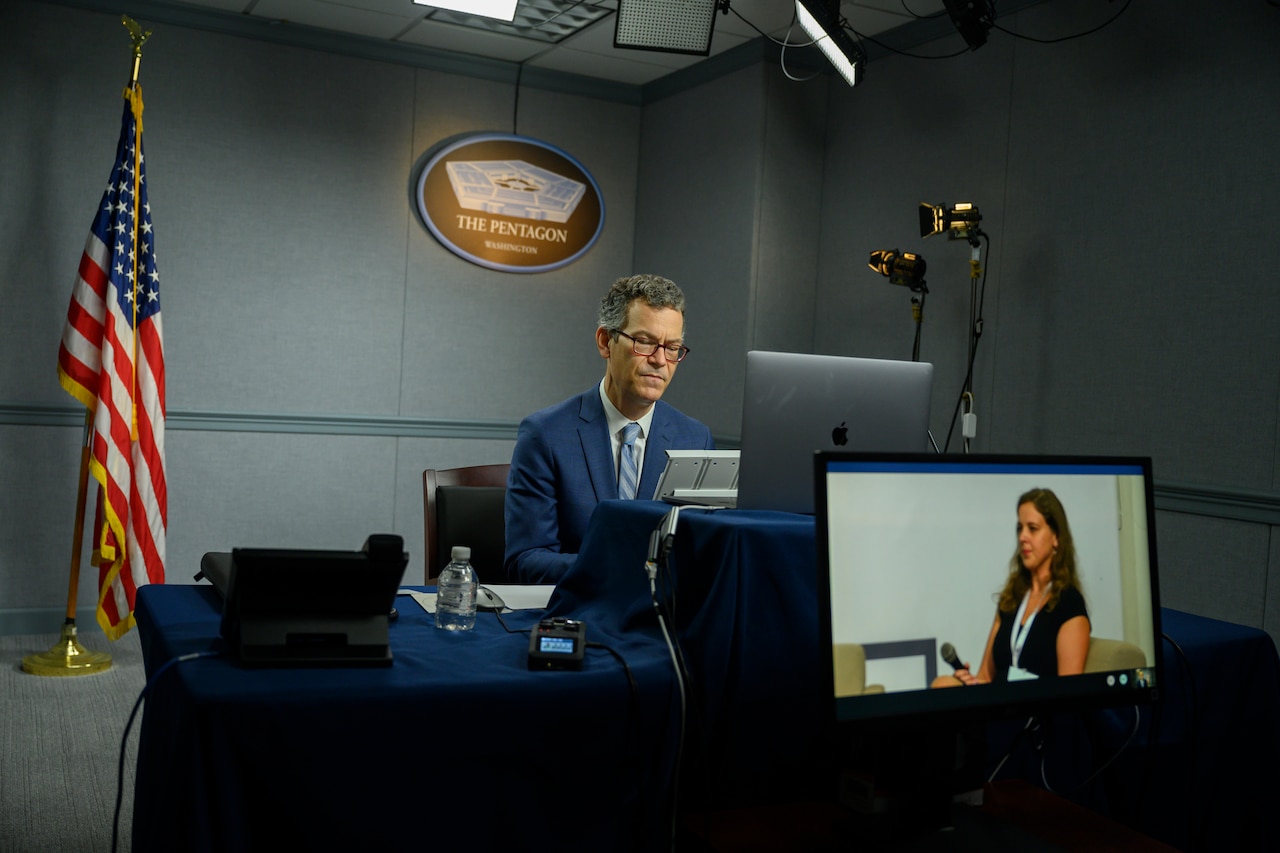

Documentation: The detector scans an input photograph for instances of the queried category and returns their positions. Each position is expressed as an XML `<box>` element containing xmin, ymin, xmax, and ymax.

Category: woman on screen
<box><xmin>936</xmin><ymin>488</ymin><xmax>1091</xmax><ymax>686</ymax></box>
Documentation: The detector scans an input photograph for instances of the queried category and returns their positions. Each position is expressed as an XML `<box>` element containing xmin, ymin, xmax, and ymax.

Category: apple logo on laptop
<box><xmin>831</xmin><ymin>422</ymin><xmax>849</xmax><ymax>446</ymax></box>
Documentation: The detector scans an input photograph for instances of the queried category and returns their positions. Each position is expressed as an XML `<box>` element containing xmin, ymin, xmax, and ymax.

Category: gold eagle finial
<box><xmin>122</xmin><ymin>15</ymin><xmax>152</xmax><ymax>57</ymax></box>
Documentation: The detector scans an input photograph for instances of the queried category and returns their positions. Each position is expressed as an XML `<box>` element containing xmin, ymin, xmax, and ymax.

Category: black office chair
<box><xmin>423</xmin><ymin>464</ymin><xmax>510</xmax><ymax>584</ymax></box>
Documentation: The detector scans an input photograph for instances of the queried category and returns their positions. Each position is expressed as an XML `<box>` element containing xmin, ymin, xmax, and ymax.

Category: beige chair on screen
<box><xmin>832</xmin><ymin>643</ymin><xmax>886</xmax><ymax>697</ymax></box>
<box><xmin>1083</xmin><ymin>637</ymin><xmax>1147</xmax><ymax>674</ymax></box>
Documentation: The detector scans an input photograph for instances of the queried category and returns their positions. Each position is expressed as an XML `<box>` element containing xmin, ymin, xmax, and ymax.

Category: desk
<box><xmin>550</xmin><ymin>500</ymin><xmax>1280</xmax><ymax>850</ymax></box>
<box><xmin>132</xmin><ymin>584</ymin><xmax>682</xmax><ymax>852</ymax></box>
<box><xmin>1079</xmin><ymin>608</ymin><xmax>1280</xmax><ymax>851</ymax></box>
<box><xmin>548</xmin><ymin>501</ymin><xmax>829</xmax><ymax>805</ymax></box>
<box><xmin>136</xmin><ymin>504</ymin><xmax>1280</xmax><ymax>851</ymax></box>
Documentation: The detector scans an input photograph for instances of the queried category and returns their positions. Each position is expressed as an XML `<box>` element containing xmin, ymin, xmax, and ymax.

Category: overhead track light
<box><xmin>942</xmin><ymin>0</ymin><xmax>995</xmax><ymax>51</ymax></box>
<box><xmin>795</xmin><ymin>0</ymin><xmax>865</xmax><ymax>87</ymax></box>
<box><xmin>615</xmin><ymin>0</ymin><xmax>723</xmax><ymax>56</ymax></box>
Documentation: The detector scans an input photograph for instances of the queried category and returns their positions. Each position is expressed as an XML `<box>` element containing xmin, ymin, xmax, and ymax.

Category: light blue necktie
<box><xmin>618</xmin><ymin>422</ymin><xmax>641</xmax><ymax>500</ymax></box>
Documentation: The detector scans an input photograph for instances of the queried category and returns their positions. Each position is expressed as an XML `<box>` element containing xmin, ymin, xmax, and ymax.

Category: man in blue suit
<box><xmin>504</xmin><ymin>275</ymin><xmax>715</xmax><ymax>583</ymax></box>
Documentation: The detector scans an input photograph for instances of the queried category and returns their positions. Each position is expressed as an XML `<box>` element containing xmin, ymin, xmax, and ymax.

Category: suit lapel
<box><xmin>577</xmin><ymin>389</ymin><xmax>614</xmax><ymax>501</ymax></box>
<box><xmin>638</xmin><ymin>404</ymin><xmax>672</xmax><ymax>502</ymax></box>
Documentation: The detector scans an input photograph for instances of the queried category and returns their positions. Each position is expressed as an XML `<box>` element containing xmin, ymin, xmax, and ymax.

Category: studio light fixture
<box><xmin>795</xmin><ymin>0</ymin><xmax>865</xmax><ymax>87</ymax></box>
<box><xmin>870</xmin><ymin>248</ymin><xmax>929</xmax><ymax>363</ymax></box>
<box><xmin>942</xmin><ymin>0</ymin><xmax>995</xmax><ymax>51</ymax></box>
<box><xmin>869</xmin><ymin>249</ymin><xmax>927</xmax><ymax>291</ymax></box>
<box><xmin>615</xmin><ymin>0</ymin><xmax>722</xmax><ymax>56</ymax></box>
<box><xmin>920</xmin><ymin>202</ymin><xmax>982</xmax><ymax>242</ymax></box>
<box><xmin>413</xmin><ymin>0</ymin><xmax>519</xmax><ymax>23</ymax></box>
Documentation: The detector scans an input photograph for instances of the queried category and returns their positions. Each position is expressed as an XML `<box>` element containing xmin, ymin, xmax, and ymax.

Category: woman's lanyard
<box><xmin>1010</xmin><ymin>585</ymin><xmax>1051</xmax><ymax>667</ymax></box>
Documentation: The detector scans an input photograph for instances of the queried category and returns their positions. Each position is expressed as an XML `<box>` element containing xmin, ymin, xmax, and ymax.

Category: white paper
<box><xmin>405</xmin><ymin>591</ymin><xmax>438</xmax><ymax>614</ymax></box>
<box><xmin>399</xmin><ymin>585</ymin><xmax>553</xmax><ymax>614</ymax></box>
<box><xmin>482</xmin><ymin>584</ymin><xmax>555</xmax><ymax>611</ymax></box>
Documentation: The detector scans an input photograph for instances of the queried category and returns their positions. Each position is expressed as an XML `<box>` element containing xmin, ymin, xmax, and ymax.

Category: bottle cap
<box><xmin>450</xmin><ymin>545</ymin><xmax>472</xmax><ymax>561</ymax></box>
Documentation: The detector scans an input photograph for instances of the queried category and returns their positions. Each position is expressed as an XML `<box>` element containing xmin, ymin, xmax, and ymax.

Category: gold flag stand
<box><xmin>23</xmin><ymin>413</ymin><xmax>111</xmax><ymax>676</ymax></box>
<box><xmin>22</xmin><ymin>624</ymin><xmax>113</xmax><ymax>677</ymax></box>
<box><xmin>23</xmin><ymin>16</ymin><xmax>152</xmax><ymax>677</ymax></box>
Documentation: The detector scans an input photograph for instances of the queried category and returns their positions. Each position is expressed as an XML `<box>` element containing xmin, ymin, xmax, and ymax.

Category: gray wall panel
<box><xmin>1</xmin><ymin>2</ymin><xmax>419</xmax><ymax>418</ymax></box>
<box><xmin>633</xmin><ymin>65</ymin><xmax>767</xmax><ymax>437</ymax></box>
<box><xmin>0</xmin><ymin>425</ymin><xmax>403</xmax><ymax>615</ymax></box>
<box><xmin>0</xmin><ymin>425</ymin><xmax>90</xmax><ymax>609</ymax></box>
<box><xmin>629</xmin><ymin>63</ymin><xmax>829</xmax><ymax>439</ymax></box>
<box><xmin>989</xmin><ymin>0</ymin><xmax>1280</xmax><ymax>482</ymax></box>
<box><xmin>167</xmin><ymin>430</ymin><xmax>400</xmax><ymax>582</ymax></box>
<box><xmin>1154</xmin><ymin>510</ymin><xmax>1270</xmax><ymax>630</ymax></box>
<box><xmin>752</xmin><ymin>70</ymin><xmax>829</xmax><ymax>357</ymax></box>
<box><xmin>813</xmin><ymin>36</ymin><xmax>1015</xmax><ymax>452</ymax></box>
<box><xmin>141</xmin><ymin>27</ymin><xmax>416</xmax><ymax>416</ymax></box>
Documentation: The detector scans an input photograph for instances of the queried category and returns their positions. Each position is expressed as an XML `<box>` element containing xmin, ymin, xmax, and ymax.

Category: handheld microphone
<box><xmin>940</xmin><ymin>642</ymin><xmax>965</xmax><ymax>672</ymax></box>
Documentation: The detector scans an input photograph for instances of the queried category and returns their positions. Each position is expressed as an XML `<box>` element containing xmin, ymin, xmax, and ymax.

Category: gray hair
<box><xmin>597</xmin><ymin>274</ymin><xmax>688</xmax><ymax>334</ymax></box>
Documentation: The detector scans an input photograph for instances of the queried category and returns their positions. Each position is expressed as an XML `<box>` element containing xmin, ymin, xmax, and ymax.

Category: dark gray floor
<box><xmin>1</xmin><ymin>627</ymin><xmax>143</xmax><ymax>853</ymax></box>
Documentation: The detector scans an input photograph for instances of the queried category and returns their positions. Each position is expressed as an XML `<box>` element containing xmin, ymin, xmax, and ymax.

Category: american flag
<box><xmin>57</xmin><ymin>87</ymin><xmax>166</xmax><ymax>641</ymax></box>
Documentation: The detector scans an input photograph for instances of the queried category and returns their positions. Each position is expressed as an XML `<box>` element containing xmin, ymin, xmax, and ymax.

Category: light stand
<box><xmin>868</xmin><ymin>248</ymin><xmax>940</xmax><ymax>451</ymax></box>
<box><xmin>909</xmin><ymin>284</ymin><xmax>928</xmax><ymax>363</ymax></box>
<box><xmin>920</xmin><ymin>202</ymin><xmax>989</xmax><ymax>454</ymax></box>
<box><xmin>959</xmin><ymin>235</ymin><xmax>984</xmax><ymax>453</ymax></box>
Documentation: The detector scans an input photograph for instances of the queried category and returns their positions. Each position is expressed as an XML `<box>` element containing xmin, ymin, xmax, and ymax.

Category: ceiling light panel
<box><xmin>614</xmin><ymin>0</ymin><xmax>719</xmax><ymax>55</ymax></box>
<box><xmin>421</xmin><ymin>0</ymin><xmax>615</xmax><ymax>45</ymax></box>
<box><xmin>413</xmin><ymin>0</ymin><xmax>520</xmax><ymax>22</ymax></box>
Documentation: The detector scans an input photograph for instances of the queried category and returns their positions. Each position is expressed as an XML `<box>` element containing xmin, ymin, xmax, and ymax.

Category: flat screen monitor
<box><xmin>815</xmin><ymin>453</ymin><xmax>1162</xmax><ymax>726</ymax></box>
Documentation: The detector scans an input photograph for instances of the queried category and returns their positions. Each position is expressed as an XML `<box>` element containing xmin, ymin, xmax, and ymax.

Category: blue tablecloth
<box><xmin>132</xmin><ymin>583</ymin><xmax>682</xmax><ymax>852</ymax></box>
<box><xmin>550</xmin><ymin>501</ymin><xmax>1280</xmax><ymax>849</ymax></box>
<box><xmin>1090</xmin><ymin>608</ymin><xmax>1280</xmax><ymax>850</ymax></box>
<box><xmin>135</xmin><ymin>501</ymin><xmax>1280</xmax><ymax>851</ymax></box>
<box><xmin>655</xmin><ymin>504</ymin><xmax>832</xmax><ymax>805</ymax></box>
<box><xmin>548</xmin><ymin>501</ymin><xmax>832</xmax><ymax>808</ymax></box>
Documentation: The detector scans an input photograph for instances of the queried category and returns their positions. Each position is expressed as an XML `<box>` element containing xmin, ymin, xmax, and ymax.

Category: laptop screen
<box><xmin>736</xmin><ymin>351</ymin><xmax>934</xmax><ymax>514</ymax></box>
<box><xmin>815</xmin><ymin>452</ymin><xmax>1162</xmax><ymax>724</ymax></box>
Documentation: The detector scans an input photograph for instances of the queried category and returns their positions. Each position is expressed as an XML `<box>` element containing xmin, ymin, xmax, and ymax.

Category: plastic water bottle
<box><xmin>435</xmin><ymin>545</ymin><xmax>477</xmax><ymax>631</ymax></box>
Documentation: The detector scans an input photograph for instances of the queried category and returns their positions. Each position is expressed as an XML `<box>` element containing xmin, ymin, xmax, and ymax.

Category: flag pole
<box><xmin>22</xmin><ymin>15</ymin><xmax>152</xmax><ymax>677</ymax></box>
<box><xmin>23</xmin><ymin>413</ymin><xmax>110</xmax><ymax>675</ymax></box>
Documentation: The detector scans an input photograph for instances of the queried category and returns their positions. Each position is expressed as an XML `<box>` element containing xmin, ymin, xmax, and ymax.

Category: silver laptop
<box><xmin>735</xmin><ymin>351</ymin><xmax>934</xmax><ymax>514</ymax></box>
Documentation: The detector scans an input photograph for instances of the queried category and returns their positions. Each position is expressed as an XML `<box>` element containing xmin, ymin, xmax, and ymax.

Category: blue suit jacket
<box><xmin>504</xmin><ymin>387</ymin><xmax>715</xmax><ymax>584</ymax></box>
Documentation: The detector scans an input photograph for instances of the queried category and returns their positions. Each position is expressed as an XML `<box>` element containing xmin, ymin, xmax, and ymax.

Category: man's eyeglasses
<box><xmin>612</xmin><ymin>330</ymin><xmax>690</xmax><ymax>363</ymax></box>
